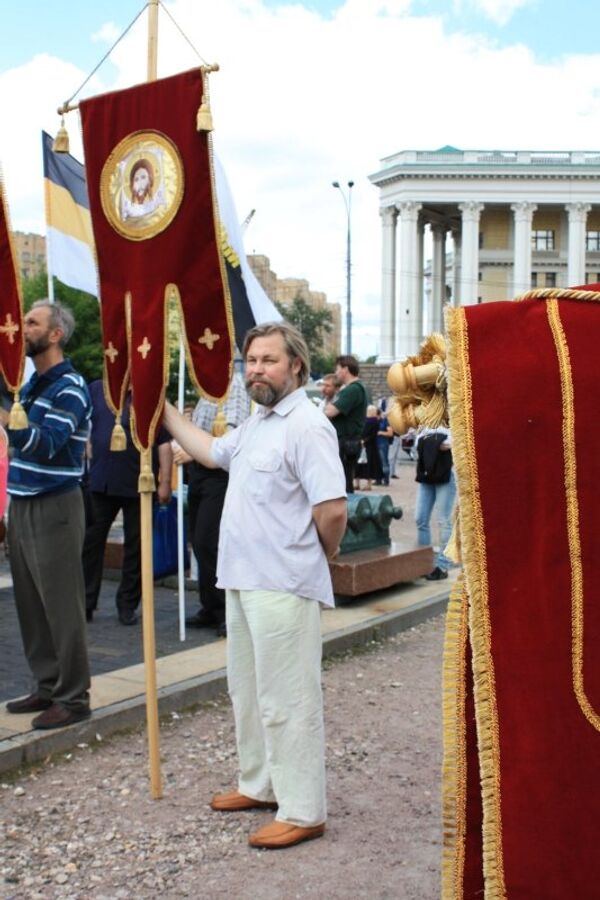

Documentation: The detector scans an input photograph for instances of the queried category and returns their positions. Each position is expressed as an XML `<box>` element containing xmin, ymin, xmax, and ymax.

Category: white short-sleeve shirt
<box><xmin>211</xmin><ymin>387</ymin><xmax>346</xmax><ymax>606</ymax></box>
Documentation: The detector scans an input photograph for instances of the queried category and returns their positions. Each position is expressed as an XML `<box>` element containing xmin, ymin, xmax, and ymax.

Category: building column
<box><xmin>430</xmin><ymin>224</ymin><xmax>446</xmax><ymax>332</ymax></box>
<box><xmin>397</xmin><ymin>201</ymin><xmax>423</xmax><ymax>358</ymax></box>
<box><xmin>379</xmin><ymin>205</ymin><xmax>398</xmax><ymax>364</ymax></box>
<box><xmin>511</xmin><ymin>202</ymin><xmax>537</xmax><ymax>296</ymax></box>
<box><xmin>451</xmin><ymin>230</ymin><xmax>461</xmax><ymax>308</ymax></box>
<box><xmin>566</xmin><ymin>202</ymin><xmax>591</xmax><ymax>286</ymax></box>
<box><xmin>417</xmin><ymin>216</ymin><xmax>425</xmax><ymax>342</ymax></box>
<box><xmin>458</xmin><ymin>202</ymin><xmax>484</xmax><ymax>305</ymax></box>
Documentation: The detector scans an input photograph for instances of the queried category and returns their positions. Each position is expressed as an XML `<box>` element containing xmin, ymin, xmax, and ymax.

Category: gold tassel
<box><xmin>196</xmin><ymin>99</ymin><xmax>213</xmax><ymax>132</ymax></box>
<box><xmin>138</xmin><ymin>449</ymin><xmax>156</xmax><ymax>493</ymax></box>
<box><xmin>52</xmin><ymin>117</ymin><xmax>70</xmax><ymax>153</ymax></box>
<box><xmin>110</xmin><ymin>417</ymin><xmax>127</xmax><ymax>452</ymax></box>
<box><xmin>8</xmin><ymin>396</ymin><xmax>28</xmax><ymax>429</ymax></box>
<box><xmin>212</xmin><ymin>406</ymin><xmax>227</xmax><ymax>437</ymax></box>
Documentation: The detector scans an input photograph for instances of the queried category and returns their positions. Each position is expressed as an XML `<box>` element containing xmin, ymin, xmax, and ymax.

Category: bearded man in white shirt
<box><xmin>163</xmin><ymin>322</ymin><xmax>347</xmax><ymax>850</ymax></box>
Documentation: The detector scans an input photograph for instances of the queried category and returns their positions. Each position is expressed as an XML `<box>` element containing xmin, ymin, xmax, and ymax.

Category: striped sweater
<box><xmin>8</xmin><ymin>360</ymin><xmax>91</xmax><ymax>498</ymax></box>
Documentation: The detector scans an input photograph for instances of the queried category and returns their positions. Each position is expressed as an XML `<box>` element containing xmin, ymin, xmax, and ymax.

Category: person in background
<box><xmin>414</xmin><ymin>426</ymin><xmax>456</xmax><ymax>581</ymax></box>
<box><xmin>2</xmin><ymin>301</ymin><xmax>92</xmax><ymax>729</ymax></box>
<box><xmin>355</xmin><ymin>404</ymin><xmax>380</xmax><ymax>491</ymax></box>
<box><xmin>375</xmin><ymin>407</ymin><xmax>393</xmax><ymax>486</ymax></box>
<box><xmin>324</xmin><ymin>355</ymin><xmax>368</xmax><ymax>494</ymax></box>
<box><xmin>82</xmin><ymin>381</ymin><xmax>172</xmax><ymax>625</ymax></box>
<box><xmin>173</xmin><ymin>372</ymin><xmax>250</xmax><ymax>638</ymax></box>
<box><xmin>317</xmin><ymin>373</ymin><xmax>337</xmax><ymax>411</ymax></box>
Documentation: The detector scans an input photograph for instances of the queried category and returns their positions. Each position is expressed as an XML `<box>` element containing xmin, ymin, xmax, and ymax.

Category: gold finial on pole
<box><xmin>52</xmin><ymin>116</ymin><xmax>70</xmax><ymax>154</ymax></box>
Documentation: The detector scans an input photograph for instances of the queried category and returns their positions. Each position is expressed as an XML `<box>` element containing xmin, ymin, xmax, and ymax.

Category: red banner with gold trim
<box><xmin>79</xmin><ymin>68</ymin><xmax>233</xmax><ymax>450</ymax></box>
<box><xmin>0</xmin><ymin>176</ymin><xmax>25</xmax><ymax>392</ymax></box>
<box><xmin>443</xmin><ymin>288</ymin><xmax>600</xmax><ymax>898</ymax></box>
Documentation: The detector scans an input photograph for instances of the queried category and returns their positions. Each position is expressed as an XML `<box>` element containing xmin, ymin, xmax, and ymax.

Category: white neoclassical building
<box><xmin>369</xmin><ymin>147</ymin><xmax>600</xmax><ymax>362</ymax></box>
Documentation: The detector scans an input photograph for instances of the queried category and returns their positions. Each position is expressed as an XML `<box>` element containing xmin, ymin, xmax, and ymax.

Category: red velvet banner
<box><xmin>444</xmin><ymin>290</ymin><xmax>600</xmax><ymax>899</ymax></box>
<box><xmin>0</xmin><ymin>179</ymin><xmax>24</xmax><ymax>392</ymax></box>
<box><xmin>80</xmin><ymin>69</ymin><xmax>233</xmax><ymax>450</ymax></box>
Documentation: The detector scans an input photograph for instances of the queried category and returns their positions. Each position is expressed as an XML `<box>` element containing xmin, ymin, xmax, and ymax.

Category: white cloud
<box><xmin>2</xmin><ymin>0</ymin><xmax>600</xmax><ymax>358</ymax></box>
<box><xmin>468</xmin><ymin>0</ymin><xmax>535</xmax><ymax>26</ymax></box>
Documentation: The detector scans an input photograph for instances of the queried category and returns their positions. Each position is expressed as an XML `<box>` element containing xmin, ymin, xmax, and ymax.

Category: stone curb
<box><xmin>0</xmin><ymin>589</ymin><xmax>448</xmax><ymax>778</ymax></box>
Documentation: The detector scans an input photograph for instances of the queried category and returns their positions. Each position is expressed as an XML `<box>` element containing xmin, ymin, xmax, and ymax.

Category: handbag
<box><xmin>416</xmin><ymin>433</ymin><xmax>452</xmax><ymax>484</ymax></box>
<box><xmin>152</xmin><ymin>497</ymin><xmax>189</xmax><ymax>579</ymax></box>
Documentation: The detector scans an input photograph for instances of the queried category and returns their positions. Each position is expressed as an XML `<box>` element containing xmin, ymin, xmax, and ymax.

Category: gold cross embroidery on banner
<box><xmin>137</xmin><ymin>337</ymin><xmax>152</xmax><ymax>359</ymax></box>
<box><xmin>104</xmin><ymin>341</ymin><xmax>119</xmax><ymax>363</ymax></box>
<box><xmin>0</xmin><ymin>313</ymin><xmax>19</xmax><ymax>344</ymax></box>
<box><xmin>198</xmin><ymin>327</ymin><xmax>220</xmax><ymax>351</ymax></box>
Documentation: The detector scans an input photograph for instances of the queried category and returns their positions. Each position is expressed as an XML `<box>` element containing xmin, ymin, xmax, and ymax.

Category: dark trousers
<box><xmin>338</xmin><ymin>443</ymin><xmax>360</xmax><ymax>494</ymax></box>
<box><xmin>8</xmin><ymin>489</ymin><xmax>90</xmax><ymax>711</ymax></box>
<box><xmin>82</xmin><ymin>492</ymin><xmax>141</xmax><ymax>615</ymax></box>
<box><xmin>187</xmin><ymin>465</ymin><xmax>228</xmax><ymax>626</ymax></box>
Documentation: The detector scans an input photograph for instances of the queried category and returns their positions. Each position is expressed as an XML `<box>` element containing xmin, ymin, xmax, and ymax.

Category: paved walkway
<box><xmin>0</xmin><ymin>458</ymin><xmax>459</xmax><ymax>774</ymax></box>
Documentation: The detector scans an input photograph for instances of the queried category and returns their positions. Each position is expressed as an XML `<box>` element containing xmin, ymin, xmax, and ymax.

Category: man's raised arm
<box><xmin>162</xmin><ymin>401</ymin><xmax>217</xmax><ymax>469</ymax></box>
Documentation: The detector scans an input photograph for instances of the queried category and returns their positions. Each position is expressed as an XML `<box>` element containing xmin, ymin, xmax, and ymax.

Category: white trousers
<box><xmin>226</xmin><ymin>589</ymin><xmax>326</xmax><ymax>827</ymax></box>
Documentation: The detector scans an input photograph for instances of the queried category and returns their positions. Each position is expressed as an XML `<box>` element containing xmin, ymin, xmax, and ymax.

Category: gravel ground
<box><xmin>0</xmin><ymin>614</ymin><xmax>443</xmax><ymax>900</ymax></box>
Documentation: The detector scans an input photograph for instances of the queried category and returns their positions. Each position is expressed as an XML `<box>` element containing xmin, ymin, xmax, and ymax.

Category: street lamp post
<box><xmin>332</xmin><ymin>179</ymin><xmax>354</xmax><ymax>355</ymax></box>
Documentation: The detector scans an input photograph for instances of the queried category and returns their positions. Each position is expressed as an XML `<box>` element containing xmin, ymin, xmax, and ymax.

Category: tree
<box><xmin>274</xmin><ymin>295</ymin><xmax>334</xmax><ymax>377</ymax></box>
<box><xmin>22</xmin><ymin>272</ymin><xmax>103</xmax><ymax>383</ymax></box>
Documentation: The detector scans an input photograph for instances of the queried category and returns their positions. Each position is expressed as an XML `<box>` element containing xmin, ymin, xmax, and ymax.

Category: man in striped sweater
<box><xmin>2</xmin><ymin>300</ymin><xmax>92</xmax><ymax>729</ymax></box>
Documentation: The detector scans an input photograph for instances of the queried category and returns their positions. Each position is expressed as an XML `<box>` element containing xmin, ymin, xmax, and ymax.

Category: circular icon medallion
<box><xmin>100</xmin><ymin>131</ymin><xmax>184</xmax><ymax>241</ymax></box>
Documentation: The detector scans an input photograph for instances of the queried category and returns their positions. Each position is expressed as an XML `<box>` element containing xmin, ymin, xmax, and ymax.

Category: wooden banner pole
<box><xmin>139</xmin><ymin>449</ymin><xmax>163</xmax><ymax>799</ymax></box>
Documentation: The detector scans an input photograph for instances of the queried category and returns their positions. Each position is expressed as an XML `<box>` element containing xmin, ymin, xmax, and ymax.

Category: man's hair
<box><xmin>322</xmin><ymin>373</ymin><xmax>336</xmax><ymax>383</ymax></box>
<box><xmin>336</xmin><ymin>354</ymin><xmax>360</xmax><ymax>376</ymax></box>
<box><xmin>242</xmin><ymin>321</ymin><xmax>310</xmax><ymax>386</ymax></box>
<box><xmin>31</xmin><ymin>299</ymin><xmax>75</xmax><ymax>348</ymax></box>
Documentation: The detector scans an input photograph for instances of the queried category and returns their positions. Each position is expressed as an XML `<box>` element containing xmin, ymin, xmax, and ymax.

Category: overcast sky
<box><xmin>2</xmin><ymin>0</ymin><xmax>600</xmax><ymax>357</ymax></box>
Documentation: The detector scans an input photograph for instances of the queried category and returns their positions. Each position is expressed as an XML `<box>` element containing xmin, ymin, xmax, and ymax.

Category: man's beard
<box><xmin>245</xmin><ymin>376</ymin><xmax>294</xmax><ymax>408</ymax></box>
<box><xmin>26</xmin><ymin>335</ymin><xmax>51</xmax><ymax>358</ymax></box>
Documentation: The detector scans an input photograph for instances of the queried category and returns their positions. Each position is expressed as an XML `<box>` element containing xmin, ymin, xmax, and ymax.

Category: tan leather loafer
<box><xmin>210</xmin><ymin>790</ymin><xmax>278</xmax><ymax>812</ymax></box>
<box><xmin>248</xmin><ymin>819</ymin><xmax>325</xmax><ymax>849</ymax></box>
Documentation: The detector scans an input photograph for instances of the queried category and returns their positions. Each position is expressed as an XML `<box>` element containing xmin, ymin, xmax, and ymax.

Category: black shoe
<box><xmin>425</xmin><ymin>566</ymin><xmax>448</xmax><ymax>581</ymax></box>
<box><xmin>391</xmin><ymin>475</ymin><xmax>399</xmax><ymax>479</ymax></box>
<box><xmin>7</xmin><ymin>693</ymin><xmax>53</xmax><ymax>714</ymax></box>
<box><xmin>215</xmin><ymin>622</ymin><xmax>227</xmax><ymax>638</ymax></box>
<box><xmin>186</xmin><ymin>611</ymin><xmax>215</xmax><ymax>628</ymax></box>
<box><xmin>118</xmin><ymin>609</ymin><xmax>138</xmax><ymax>625</ymax></box>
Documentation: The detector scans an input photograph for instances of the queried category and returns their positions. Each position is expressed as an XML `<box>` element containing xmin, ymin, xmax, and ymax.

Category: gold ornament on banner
<box><xmin>196</xmin><ymin>64</ymin><xmax>219</xmax><ymax>132</ymax></box>
<box><xmin>8</xmin><ymin>394</ymin><xmax>28</xmax><ymax>430</ymax></box>
<box><xmin>110</xmin><ymin>414</ymin><xmax>127</xmax><ymax>452</ymax></box>
<box><xmin>386</xmin><ymin>333</ymin><xmax>448</xmax><ymax>435</ymax></box>
<box><xmin>53</xmin><ymin>115</ymin><xmax>70</xmax><ymax>154</ymax></box>
<box><xmin>211</xmin><ymin>406</ymin><xmax>227</xmax><ymax>437</ymax></box>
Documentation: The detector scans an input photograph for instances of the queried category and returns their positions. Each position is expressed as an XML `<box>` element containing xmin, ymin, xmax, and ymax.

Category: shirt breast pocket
<box><xmin>247</xmin><ymin>451</ymin><xmax>281</xmax><ymax>504</ymax></box>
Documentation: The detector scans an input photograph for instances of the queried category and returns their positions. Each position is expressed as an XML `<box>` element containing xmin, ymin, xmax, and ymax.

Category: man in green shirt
<box><xmin>324</xmin><ymin>355</ymin><xmax>368</xmax><ymax>493</ymax></box>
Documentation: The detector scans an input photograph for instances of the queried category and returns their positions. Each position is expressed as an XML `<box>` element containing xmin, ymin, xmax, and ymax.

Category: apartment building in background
<box><xmin>248</xmin><ymin>254</ymin><xmax>341</xmax><ymax>357</ymax></box>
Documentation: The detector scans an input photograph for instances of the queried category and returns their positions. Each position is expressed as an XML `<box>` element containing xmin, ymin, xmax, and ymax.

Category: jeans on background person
<box><xmin>415</xmin><ymin>471</ymin><xmax>457</xmax><ymax>570</ymax></box>
<box><xmin>377</xmin><ymin>443</ymin><xmax>390</xmax><ymax>485</ymax></box>
<box><xmin>388</xmin><ymin>435</ymin><xmax>401</xmax><ymax>478</ymax></box>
